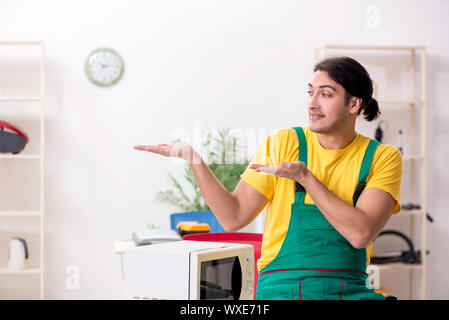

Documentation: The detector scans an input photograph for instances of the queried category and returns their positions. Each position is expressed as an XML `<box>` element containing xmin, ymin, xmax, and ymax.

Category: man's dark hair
<box><xmin>314</xmin><ymin>56</ymin><xmax>380</xmax><ymax>121</ymax></box>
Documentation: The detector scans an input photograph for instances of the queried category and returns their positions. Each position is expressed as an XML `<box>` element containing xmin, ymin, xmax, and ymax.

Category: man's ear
<box><xmin>348</xmin><ymin>96</ymin><xmax>362</xmax><ymax>115</ymax></box>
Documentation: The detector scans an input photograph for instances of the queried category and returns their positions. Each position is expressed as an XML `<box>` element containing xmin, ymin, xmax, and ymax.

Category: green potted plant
<box><xmin>155</xmin><ymin>128</ymin><xmax>249</xmax><ymax>232</ymax></box>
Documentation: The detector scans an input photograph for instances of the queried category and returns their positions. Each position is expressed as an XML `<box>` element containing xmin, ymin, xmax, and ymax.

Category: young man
<box><xmin>135</xmin><ymin>56</ymin><xmax>402</xmax><ymax>300</ymax></box>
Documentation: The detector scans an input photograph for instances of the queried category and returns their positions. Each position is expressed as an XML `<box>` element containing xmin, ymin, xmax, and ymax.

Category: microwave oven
<box><xmin>123</xmin><ymin>240</ymin><xmax>254</xmax><ymax>300</ymax></box>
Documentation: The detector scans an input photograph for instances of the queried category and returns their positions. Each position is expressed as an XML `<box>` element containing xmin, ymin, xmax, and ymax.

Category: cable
<box><xmin>371</xmin><ymin>230</ymin><xmax>426</xmax><ymax>264</ymax></box>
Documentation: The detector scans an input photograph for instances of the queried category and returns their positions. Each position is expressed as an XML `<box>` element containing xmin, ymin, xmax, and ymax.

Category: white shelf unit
<box><xmin>0</xmin><ymin>40</ymin><xmax>45</xmax><ymax>299</ymax></box>
<box><xmin>315</xmin><ymin>45</ymin><xmax>427</xmax><ymax>300</ymax></box>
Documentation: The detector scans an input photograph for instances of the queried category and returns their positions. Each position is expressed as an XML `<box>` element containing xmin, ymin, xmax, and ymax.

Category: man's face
<box><xmin>307</xmin><ymin>70</ymin><xmax>350</xmax><ymax>134</ymax></box>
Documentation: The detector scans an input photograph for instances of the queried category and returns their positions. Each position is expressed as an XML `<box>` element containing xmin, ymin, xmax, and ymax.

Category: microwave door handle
<box><xmin>231</xmin><ymin>256</ymin><xmax>243</xmax><ymax>300</ymax></box>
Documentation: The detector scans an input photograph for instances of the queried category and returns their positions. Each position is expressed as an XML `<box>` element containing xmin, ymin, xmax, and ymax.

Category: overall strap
<box><xmin>352</xmin><ymin>139</ymin><xmax>380</xmax><ymax>206</ymax></box>
<box><xmin>292</xmin><ymin>127</ymin><xmax>307</xmax><ymax>203</ymax></box>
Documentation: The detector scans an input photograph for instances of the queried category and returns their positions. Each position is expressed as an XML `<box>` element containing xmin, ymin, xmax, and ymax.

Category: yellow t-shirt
<box><xmin>240</xmin><ymin>127</ymin><xmax>402</xmax><ymax>273</ymax></box>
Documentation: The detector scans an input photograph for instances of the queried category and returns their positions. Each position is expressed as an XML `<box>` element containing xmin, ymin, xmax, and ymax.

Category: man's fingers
<box><xmin>281</xmin><ymin>162</ymin><xmax>292</xmax><ymax>168</ymax></box>
<box><xmin>134</xmin><ymin>145</ymin><xmax>155</xmax><ymax>151</ymax></box>
<box><xmin>134</xmin><ymin>145</ymin><xmax>167</xmax><ymax>154</ymax></box>
<box><xmin>134</xmin><ymin>142</ymin><xmax>193</xmax><ymax>160</ymax></box>
<box><xmin>255</xmin><ymin>166</ymin><xmax>279</xmax><ymax>175</ymax></box>
<box><xmin>250</xmin><ymin>164</ymin><xmax>280</xmax><ymax>174</ymax></box>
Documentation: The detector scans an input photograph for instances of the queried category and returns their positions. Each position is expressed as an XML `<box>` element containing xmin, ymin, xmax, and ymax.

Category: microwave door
<box><xmin>199</xmin><ymin>256</ymin><xmax>242</xmax><ymax>300</ymax></box>
<box><xmin>189</xmin><ymin>244</ymin><xmax>254</xmax><ymax>300</ymax></box>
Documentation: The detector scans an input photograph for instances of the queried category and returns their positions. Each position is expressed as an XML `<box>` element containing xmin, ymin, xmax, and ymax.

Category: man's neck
<box><xmin>316</xmin><ymin>129</ymin><xmax>357</xmax><ymax>150</ymax></box>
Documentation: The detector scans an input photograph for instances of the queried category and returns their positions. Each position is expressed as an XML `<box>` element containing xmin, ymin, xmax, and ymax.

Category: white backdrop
<box><xmin>0</xmin><ymin>0</ymin><xmax>448</xmax><ymax>299</ymax></box>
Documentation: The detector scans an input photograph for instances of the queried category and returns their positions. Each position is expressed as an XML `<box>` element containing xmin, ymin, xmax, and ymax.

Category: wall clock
<box><xmin>85</xmin><ymin>47</ymin><xmax>124</xmax><ymax>87</ymax></box>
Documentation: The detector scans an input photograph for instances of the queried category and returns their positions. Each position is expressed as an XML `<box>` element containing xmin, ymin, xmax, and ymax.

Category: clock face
<box><xmin>85</xmin><ymin>47</ymin><xmax>124</xmax><ymax>87</ymax></box>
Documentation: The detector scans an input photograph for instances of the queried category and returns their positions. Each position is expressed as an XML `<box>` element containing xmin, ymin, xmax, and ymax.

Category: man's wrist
<box><xmin>187</xmin><ymin>148</ymin><xmax>203</xmax><ymax>165</ymax></box>
<box><xmin>297</xmin><ymin>169</ymin><xmax>313</xmax><ymax>187</ymax></box>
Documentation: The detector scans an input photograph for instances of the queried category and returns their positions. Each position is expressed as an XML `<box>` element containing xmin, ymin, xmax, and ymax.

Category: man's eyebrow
<box><xmin>308</xmin><ymin>83</ymin><xmax>337</xmax><ymax>91</ymax></box>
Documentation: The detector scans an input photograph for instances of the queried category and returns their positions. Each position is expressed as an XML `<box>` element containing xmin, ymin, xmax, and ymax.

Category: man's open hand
<box><xmin>134</xmin><ymin>141</ymin><xmax>200</xmax><ymax>164</ymax></box>
<box><xmin>250</xmin><ymin>161</ymin><xmax>309</xmax><ymax>184</ymax></box>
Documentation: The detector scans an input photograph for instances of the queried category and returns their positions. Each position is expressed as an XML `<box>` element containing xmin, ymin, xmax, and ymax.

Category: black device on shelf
<box><xmin>401</xmin><ymin>203</ymin><xmax>434</xmax><ymax>222</ymax></box>
<box><xmin>0</xmin><ymin>120</ymin><xmax>29</xmax><ymax>154</ymax></box>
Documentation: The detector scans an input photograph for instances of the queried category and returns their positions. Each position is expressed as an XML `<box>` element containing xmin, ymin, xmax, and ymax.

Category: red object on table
<box><xmin>183</xmin><ymin>232</ymin><xmax>262</xmax><ymax>300</ymax></box>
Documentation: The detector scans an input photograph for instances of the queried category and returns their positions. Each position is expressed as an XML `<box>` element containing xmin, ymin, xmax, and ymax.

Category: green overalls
<box><xmin>256</xmin><ymin>126</ymin><xmax>385</xmax><ymax>300</ymax></box>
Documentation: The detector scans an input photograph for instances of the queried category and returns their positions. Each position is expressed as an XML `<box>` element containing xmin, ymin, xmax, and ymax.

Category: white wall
<box><xmin>0</xmin><ymin>0</ymin><xmax>448</xmax><ymax>299</ymax></box>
